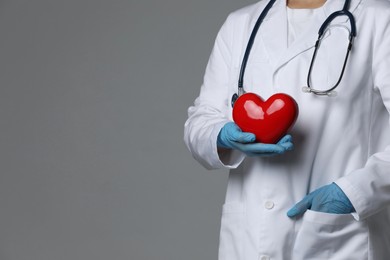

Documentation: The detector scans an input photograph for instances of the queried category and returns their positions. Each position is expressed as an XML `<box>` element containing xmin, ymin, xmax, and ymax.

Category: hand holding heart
<box><xmin>217</xmin><ymin>122</ymin><xmax>294</xmax><ymax>157</ymax></box>
<box><xmin>217</xmin><ymin>92</ymin><xmax>298</xmax><ymax>156</ymax></box>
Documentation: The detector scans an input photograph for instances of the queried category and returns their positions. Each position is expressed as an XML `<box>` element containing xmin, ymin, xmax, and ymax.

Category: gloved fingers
<box><xmin>226</xmin><ymin>123</ymin><xmax>256</xmax><ymax>143</ymax></box>
<box><xmin>277</xmin><ymin>134</ymin><xmax>292</xmax><ymax>144</ymax></box>
<box><xmin>279</xmin><ymin>141</ymin><xmax>294</xmax><ymax>151</ymax></box>
<box><xmin>273</xmin><ymin>135</ymin><xmax>294</xmax><ymax>150</ymax></box>
<box><xmin>287</xmin><ymin>194</ymin><xmax>313</xmax><ymax>218</ymax></box>
<box><xmin>245</xmin><ymin>151</ymin><xmax>282</xmax><ymax>157</ymax></box>
<box><xmin>234</xmin><ymin>142</ymin><xmax>286</xmax><ymax>155</ymax></box>
<box><xmin>235</xmin><ymin>132</ymin><xmax>256</xmax><ymax>143</ymax></box>
<box><xmin>311</xmin><ymin>200</ymin><xmax>352</xmax><ymax>214</ymax></box>
<box><xmin>310</xmin><ymin>183</ymin><xmax>355</xmax><ymax>214</ymax></box>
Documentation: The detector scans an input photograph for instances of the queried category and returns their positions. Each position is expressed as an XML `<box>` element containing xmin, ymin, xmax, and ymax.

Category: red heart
<box><xmin>232</xmin><ymin>93</ymin><xmax>299</xmax><ymax>144</ymax></box>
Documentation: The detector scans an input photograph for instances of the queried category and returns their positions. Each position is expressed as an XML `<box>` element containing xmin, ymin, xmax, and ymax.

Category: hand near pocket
<box><xmin>287</xmin><ymin>183</ymin><xmax>355</xmax><ymax>218</ymax></box>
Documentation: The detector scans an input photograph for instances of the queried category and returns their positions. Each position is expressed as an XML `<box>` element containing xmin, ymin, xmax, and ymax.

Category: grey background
<box><xmin>0</xmin><ymin>0</ymin><xmax>254</xmax><ymax>259</ymax></box>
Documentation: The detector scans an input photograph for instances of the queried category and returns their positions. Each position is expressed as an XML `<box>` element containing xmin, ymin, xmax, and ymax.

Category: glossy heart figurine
<box><xmin>232</xmin><ymin>93</ymin><xmax>299</xmax><ymax>144</ymax></box>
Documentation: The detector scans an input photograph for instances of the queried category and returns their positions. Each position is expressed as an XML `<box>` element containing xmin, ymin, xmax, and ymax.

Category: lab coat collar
<box><xmin>258</xmin><ymin>0</ymin><xmax>362</xmax><ymax>71</ymax></box>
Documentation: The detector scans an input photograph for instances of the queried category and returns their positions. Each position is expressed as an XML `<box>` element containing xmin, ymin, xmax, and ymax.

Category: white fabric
<box><xmin>286</xmin><ymin>7</ymin><xmax>321</xmax><ymax>46</ymax></box>
<box><xmin>184</xmin><ymin>0</ymin><xmax>390</xmax><ymax>259</ymax></box>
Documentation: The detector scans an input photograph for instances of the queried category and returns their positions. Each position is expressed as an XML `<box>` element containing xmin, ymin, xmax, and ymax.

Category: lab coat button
<box><xmin>259</xmin><ymin>255</ymin><xmax>270</xmax><ymax>260</ymax></box>
<box><xmin>264</xmin><ymin>201</ymin><xmax>274</xmax><ymax>210</ymax></box>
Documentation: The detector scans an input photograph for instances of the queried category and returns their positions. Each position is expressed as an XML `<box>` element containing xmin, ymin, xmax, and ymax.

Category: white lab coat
<box><xmin>184</xmin><ymin>0</ymin><xmax>390</xmax><ymax>259</ymax></box>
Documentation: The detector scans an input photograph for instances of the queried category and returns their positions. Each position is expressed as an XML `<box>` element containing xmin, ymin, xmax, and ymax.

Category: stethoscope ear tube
<box><xmin>306</xmin><ymin>33</ymin><xmax>354</xmax><ymax>96</ymax></box>
<box><xmin>305</xmin><ymin>2</ymin><xmax>356</xmax><ymax>96</ymax></box>
<box><xmin>318</xmin><ymin>10</ymin><xmax>356</xmax><ymax>38</ymax></box>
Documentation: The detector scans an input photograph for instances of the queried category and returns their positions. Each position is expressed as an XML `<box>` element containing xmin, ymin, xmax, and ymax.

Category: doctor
<box><xmin>184</xmin><ymin>0</ymin><xmax>390</xmax><ymax>258</ymax></box>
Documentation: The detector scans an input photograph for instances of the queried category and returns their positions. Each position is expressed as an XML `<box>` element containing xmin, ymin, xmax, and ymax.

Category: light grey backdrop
<box><xmin>0</xmin><ymin>0</ymin><xmax>255</xmax><ymax>259</ymax></box>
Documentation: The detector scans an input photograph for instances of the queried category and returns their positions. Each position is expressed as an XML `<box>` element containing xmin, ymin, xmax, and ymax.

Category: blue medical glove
<box><xmin>287</xmin><ymin>183</ymin><xmax>355</xmax><ymax>218</ymax></box>
<box><xmin>217</xmin><ymin>122</ymin><xmax>293</xmax><ymax>157</ymax></box>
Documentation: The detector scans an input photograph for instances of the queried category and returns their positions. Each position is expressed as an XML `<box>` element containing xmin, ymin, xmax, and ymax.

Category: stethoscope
<box><xmin>231</xmin><ymin>0</ymin><xmax>357</xmax><ymax>107</ymax></box>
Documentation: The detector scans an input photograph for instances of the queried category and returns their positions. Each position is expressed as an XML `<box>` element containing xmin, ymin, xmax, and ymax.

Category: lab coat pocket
<box><xmin>292</xmin><ymin>210</ymin><xmax>369</xmax><ymax>260</ymax></box>
<box><xmin>218</xmin><ymin>202</ymin><xmax>245</xmax><ymax>260</ymax></box>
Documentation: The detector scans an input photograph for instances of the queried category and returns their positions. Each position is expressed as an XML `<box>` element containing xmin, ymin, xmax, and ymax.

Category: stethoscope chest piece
<box><xmin>231</xmin><ymin>93</ymin><xmax>239</xmax><ymax>108</ymax></box>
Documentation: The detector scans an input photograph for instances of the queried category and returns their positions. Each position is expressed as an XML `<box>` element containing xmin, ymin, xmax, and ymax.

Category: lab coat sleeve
<box><xmin>335</xmin><ymin>7</ymin><xmax>390</xmax><ymax>221</ymax></box>
<box><xmin>184</xmin><ymin>14</ymin><xmax>246</xmax><ymax>170</ymax></box>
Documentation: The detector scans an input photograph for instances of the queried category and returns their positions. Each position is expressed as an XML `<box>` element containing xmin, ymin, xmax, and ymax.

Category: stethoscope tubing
<box><xmin>232</xmin><ymin>0</ymin><xmax>357</xmax><ymax>106</ymax></box>
<box><xmin>238</xmin><ymin>0</ymin><xmax>277</xmax><ymax>91</ymax></box>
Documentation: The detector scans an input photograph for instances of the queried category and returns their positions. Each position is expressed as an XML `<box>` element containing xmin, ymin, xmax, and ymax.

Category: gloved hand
<box><xmin>287</xmin><ymin>182</ymin><xmax>355</xmax><ymax>218</ymax></box>
<box><xmin>217</xmin><ymin>122</ymin><xmax>293</xmax><ymax>157</ymax></box>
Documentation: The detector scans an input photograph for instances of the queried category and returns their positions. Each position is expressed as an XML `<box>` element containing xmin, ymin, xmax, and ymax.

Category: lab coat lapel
<box><xmin>259</xmin><ymin>0</ymin><xmax>288</xmax><ymax>69</ymax></box>
<box><xmin>275</xmin><ymin>8</ymin><xmax>327</xmax><ymax>69</ymax></box>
